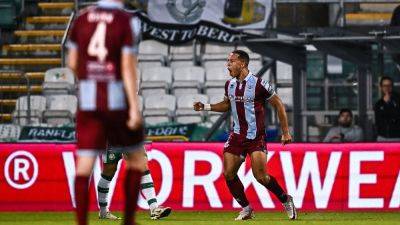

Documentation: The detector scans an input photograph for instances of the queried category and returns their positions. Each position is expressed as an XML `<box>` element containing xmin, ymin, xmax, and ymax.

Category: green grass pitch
<box><xmin>0</xmin><ymin>211</ymin><xmax>399</xmax><ymax>225</ymax></box>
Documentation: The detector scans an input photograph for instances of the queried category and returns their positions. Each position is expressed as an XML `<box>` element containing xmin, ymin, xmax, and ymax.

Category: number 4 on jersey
<box><xmin>88</xmin><ymin>22</ymin><xmax>108</xmax><ymax>62</ymax></box>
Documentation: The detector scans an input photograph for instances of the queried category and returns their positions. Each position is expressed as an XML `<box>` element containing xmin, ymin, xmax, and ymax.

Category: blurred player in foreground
<box><xmin>67</xmin><ymin>0</ymin><xmax>144</xmax><ymax>224</ymax></box>
<box><xmin>97</xmin><ymin>146</ymin><xmax>171</xmax><ymax>220</ymax></box>
<box><xmin>194</xmin><ymin>50</ymin><xmax>297</xmax><ymax>220</ymax></box>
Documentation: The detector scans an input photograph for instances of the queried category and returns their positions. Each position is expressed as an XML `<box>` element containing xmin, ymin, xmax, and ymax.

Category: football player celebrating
<box><xmin>194</xmin><ymin>50</ymin><xmax>297</xmax><ymax>220</ymax></box>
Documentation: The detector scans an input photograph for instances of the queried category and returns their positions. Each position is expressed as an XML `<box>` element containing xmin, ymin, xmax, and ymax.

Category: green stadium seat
<box><xmin>0</xmin><ymin>2</ymin><xmax>16</xmax><ymax>29</ymax></box>
<box><xmin>14</xmin><ymin>0</ymin><xmax>22</xmax><ymax>14</ymax></box>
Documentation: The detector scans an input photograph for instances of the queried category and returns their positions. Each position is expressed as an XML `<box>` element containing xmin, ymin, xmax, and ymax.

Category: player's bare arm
<box><xmin>122</xmin><ymin>52</ymin><xmax>142</xmax><ymax>130</ymax></box>
<box><xmin>67</xmin><ymin>48</ymin><xmax>78</xmax><ymax>77</ymax></box>
<box><xmin>268</xmin><ymin>94</ymin><xmax>292</xmax><ymax>145</ymax></box>
<box><xmin>193</xmin><ymin>98</ymin><xmax>230</xmax><ymax>112</ymax></box>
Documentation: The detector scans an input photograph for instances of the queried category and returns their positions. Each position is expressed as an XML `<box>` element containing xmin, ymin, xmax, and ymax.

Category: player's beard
<box><xmin>228</xmin><ymin>68</ymin><xmax>240</xmax><ymax>78</ymax></box>
<box><xmin>227</xmin><ymin>68</ymin><xmax>234</xmax><ymax>77</ymax></box>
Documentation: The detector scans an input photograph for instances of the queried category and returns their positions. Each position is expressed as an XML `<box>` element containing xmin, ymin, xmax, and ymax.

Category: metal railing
<box><xmin>0</xmin><ymin>71</ymin><xmax>31</xmax><ymax>124</ymax></box>
<box><xmin>61</xmin><ymin>11</ymin><xmax>76</xmax><ymax>67</ymax></box>
<box><xmin>74</xmin><ymin>0</ymin><xmax>79</xmax><ymax>12</ymax></box>
<box><xmin>24</xmin><ymin>73</ymin><xmax>31</xmax><ymax>124</ymax></box>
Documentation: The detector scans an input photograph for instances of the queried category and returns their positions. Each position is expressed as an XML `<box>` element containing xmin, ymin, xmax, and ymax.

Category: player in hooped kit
<box><xmin>67</xmin><ymin>1</ymin><xmax>145</xmax><ymax>225</ymax></box>
<box><xmin>97</xmin><ymin>146</ymin><xmax>172</xmax><ymax>220</ymax></box>
<box><xmin>194</xmin><ymin>50</ymin><xmax>297</xmax><ymax>220</ymax></box>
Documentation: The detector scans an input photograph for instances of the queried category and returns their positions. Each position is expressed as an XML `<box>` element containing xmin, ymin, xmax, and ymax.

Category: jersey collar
<box><xmin>241</xmin><ymin>70</ymin><xmax>253</xmax><ymax>82</ymax></box>
<box><xmin>232</xmin><ymin>70</ymin><xmax>253</xmax><ymax>82</ymax></box>
<box><xmin>98</xmin><ymin>0</ymin><xmax>123</xmax><ymax>9</ymax></box>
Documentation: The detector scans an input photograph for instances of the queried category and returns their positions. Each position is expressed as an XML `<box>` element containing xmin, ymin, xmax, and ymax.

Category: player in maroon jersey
<box><xmin>194</xmin><ymin>50</ymin><xmax>297</xmax><ymax>220</ymax></box>
<box><xmin>67</xmin><ymin>1</ymin><xmax>144</xmax><ymax>225</ymax></box>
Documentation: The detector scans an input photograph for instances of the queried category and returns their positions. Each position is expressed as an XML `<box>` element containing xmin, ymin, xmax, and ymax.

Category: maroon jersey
<box><xmin>67</xmin><ymin>1</ymin><xmax>140</xmax><ymax>111</ymax></box>
<box><xmin>224</xmin><ymin>72</ymin><xmax>275</xmax><ymax>140</ymax></box>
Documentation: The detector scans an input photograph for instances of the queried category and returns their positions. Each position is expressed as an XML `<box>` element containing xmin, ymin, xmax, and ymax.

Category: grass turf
<box><xmin>0</xmin><ymin>211</ymin><xmax>399</xmax><ymax>225</ymax></box>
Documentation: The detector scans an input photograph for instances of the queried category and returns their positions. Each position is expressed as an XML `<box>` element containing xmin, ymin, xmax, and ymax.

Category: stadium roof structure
<box><xmin>237</xmin><ymin>0</ymin><xmax>400</xmax><ymax>68</ymax></box>
<box><xmin>242</xmin><ymin>26</ymin><xmax>400</xmax><ymax>69</ymax></box>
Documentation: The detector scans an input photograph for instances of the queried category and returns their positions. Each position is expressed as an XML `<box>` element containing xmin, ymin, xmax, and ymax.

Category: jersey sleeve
<box><xmin>259</xmin><ymin>78</ymin><xmax>276</xmax><ymax>100</ymax></box>
<box><xmin>122</xmin><ymin>16</ymin><xmax>141</xmax><ymax>55</ymax></box>
<box><xmin>224</xmin><ymin>80</ymin><xmax>230</xmax><ymax>101</ymax></box>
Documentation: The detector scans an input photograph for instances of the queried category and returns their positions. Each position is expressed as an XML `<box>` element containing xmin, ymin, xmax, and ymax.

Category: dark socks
<box><xmin>264</xmin><ymin>175</ymin><xmax>288</xmax><ymax>203</ymax></box>
<box><xmin>74</xmin><ymin>175</ymin><xmax>90</xmax><ymax>225</ymax></box>
<box><xmin>226</xmin><ymin>175</ymin><xmax>250</xmax><ymax>208</ymax></box>
<box><xmin>123</xmin><ymin>168</ymin><xmax>142</xmax><ymax>225</ymax></box>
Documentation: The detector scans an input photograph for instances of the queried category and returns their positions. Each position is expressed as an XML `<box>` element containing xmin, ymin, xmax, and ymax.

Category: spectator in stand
<box><xmin>323</xmin><ymin>108</ymin><xmax>363</xmax><ymax>142</ymax></box>
<box><xmin>374</xmin><ymin>76</ymin><xmax>400</xmax><ymax>142</ymax></box>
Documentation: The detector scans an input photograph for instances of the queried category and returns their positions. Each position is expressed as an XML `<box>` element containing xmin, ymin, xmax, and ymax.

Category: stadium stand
<box><xmin>1</xmin><ymin>3</ymin><xmax>68</xmax><ymax>64</ymax></box>
<box><xmin>0</xmin><ymin>124</ymin><xmax>21</xmax><ymax>141</ymax></box>
<box><xmin>236</xmin><ymin>46</ymin><xmax>262</xmax><ymax>61</ymax></box>
<box><xmin>140</xmin><ymin>66</ymin><xmax>172</xmax><ymax>96</ymax></box>
<box><xmin>135</xmin><ymin>67</ymin><xmax>141</xmax><ymax>89</ymax></box>
<box><xmin>42</xmin><ymin>67</ymin><xmax>75</xmax><ymax>95</ymax></box>
<box><xmin>204</xmin><ymin>66</ymin><xmax>229</xmax><ymax>94</ymax></box>
<box><xmin>12</xmin><ymin>95</ymin><xmax>46</xmax><ymax>125</ymax></box>
<box><xmin>0</xmin><ymin>0</ymin><xmax>24</xmax><ymax>28</ymax></box>
<box><xmin>202</xmin><ymin>43</ymin><xmax>234</xmax><ymax>62</ymax></box>
<box><xmin>0</xmin><ymin>0</ymin><xmax>72</xmax><ymax>123</ymax></box>
<box><xmin>170</xmin><ymin>60</ymin><xmax>197</xmax><ymax>70</ymax></box>
<box><xmin>0</xmin><ymin>1</ymin><xmax>268</xmax><ymax>127</ymax></box>
<box><xmin>43</xmin><ymin>94</ymin><xmax>77</xmax><ymax>126</ymax></box>
<box><xmin>346</xmin><ymin>3</ymin><xmax>398</xmax><ymax>26</ymax></box>
<box><xmin>208</xmin><ymin>94</ymin><xmax>224</xmax><ymax>123</ymax></box>
<box><xmin>143</xmin><ymin>94</ymin><xmax>176</xmax><ymax>125</ymax></box>
<box><xmin>2</xmin><ymin>0</ymin><xmax>397</xmax><ymax>142</ymax></box>
<box><xmin>248</xmin><ymin>60</ymin><xmax>263</xmax><ymax>74</ymax></box>
<box><xmin>0</xmin><ymin>1</ymin><xmax>17</xmax><ymax>29</ymax></box>
<box><xmin>138</xmin><ymin>95</ymin><xmax>143</xmax><ymax>112</ymax></box>
<box><xmin>138</xmin><ymin>40</ymin><xmax>169</xmax><ymax>67</ymax></box>
<box><xmin>176</xmin><ymin>94</ymin><xmax>208</xmax><ymax>124</ymax></box>
<box><xmin>0</xmin><ymin>36</ymin><xmax>265</xmax><ymax>126</ymax></box>
<box><xmin>169</xmin><ymin>42</ymin><xmax>197</xmax><ymax>69</ymax></box>
<box><xmin>172</xmin><ymin>66</ymin><xmax>205</xmax><ymax>96</ymax></box>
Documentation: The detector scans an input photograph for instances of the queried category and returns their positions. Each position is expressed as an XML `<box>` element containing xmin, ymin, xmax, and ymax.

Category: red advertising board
<box><xmin>0</xmin><ymin>143</ymin><xmax>399</xmax><ymax>211</ymax></box>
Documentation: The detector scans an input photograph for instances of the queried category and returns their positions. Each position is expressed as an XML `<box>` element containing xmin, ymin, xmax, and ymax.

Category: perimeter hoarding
<box><xmin>0</xmin><ymin>143</ymin><xmax>399</xmax><ymax>211</ymax></box>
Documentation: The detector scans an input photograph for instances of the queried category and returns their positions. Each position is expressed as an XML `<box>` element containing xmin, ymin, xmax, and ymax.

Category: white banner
<box><xmin>144</xmin><ymin>0</ymin><xmax>271</xmax><ymax>29</ymax></box>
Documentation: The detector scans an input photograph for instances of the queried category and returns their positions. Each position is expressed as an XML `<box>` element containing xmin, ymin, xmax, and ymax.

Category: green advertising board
<box><xmin>19</xmin><ymin>126</ymin><xmax>76</xmax><ymax>142</ymax></box>
<box><xmin>145</xmin><ymin>123</ymin><xmax>197</xmax><ymax>140</ymax></box>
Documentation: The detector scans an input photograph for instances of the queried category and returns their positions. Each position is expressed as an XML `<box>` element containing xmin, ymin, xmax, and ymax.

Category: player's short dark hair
<box><xmin>380</xmin><ymin>76</ymin><xmax>393</xmax><ymax>87</ymax></box>
<box><xmin>339</xmin><ymin>108</ymin><xmax>353</xmax><ymax>118</ymax></box>
<box><xmin>232</xmin><ymin>49</ymin><xmax>249</xmax><ymax>66</ymax></box>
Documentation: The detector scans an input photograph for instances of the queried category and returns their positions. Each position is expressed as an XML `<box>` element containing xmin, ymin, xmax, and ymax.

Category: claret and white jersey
<box><xmin>224</xmin><ymin>72</ymin><xmax>275</xmax><ymax>140</ymax></box>
<box><xmin>67</xmin><ymin>0</ymin><xmax>144</xmax><ymax>150</ymax></box>
<box><xmin>67</xmin><ymin>0</ymin><xmax>140</xmax><ymax>112</ymax></box>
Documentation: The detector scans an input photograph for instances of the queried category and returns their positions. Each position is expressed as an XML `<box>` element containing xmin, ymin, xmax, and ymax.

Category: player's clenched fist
<box><xmin>193</xmin><ymin>102</ymin><xmax>204</xmax><ymax>111</ymax></box>
<box><xmin>281</xmin><ymin>133</ymin><xmax>292</xmax><ymax>145</ymax></box>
